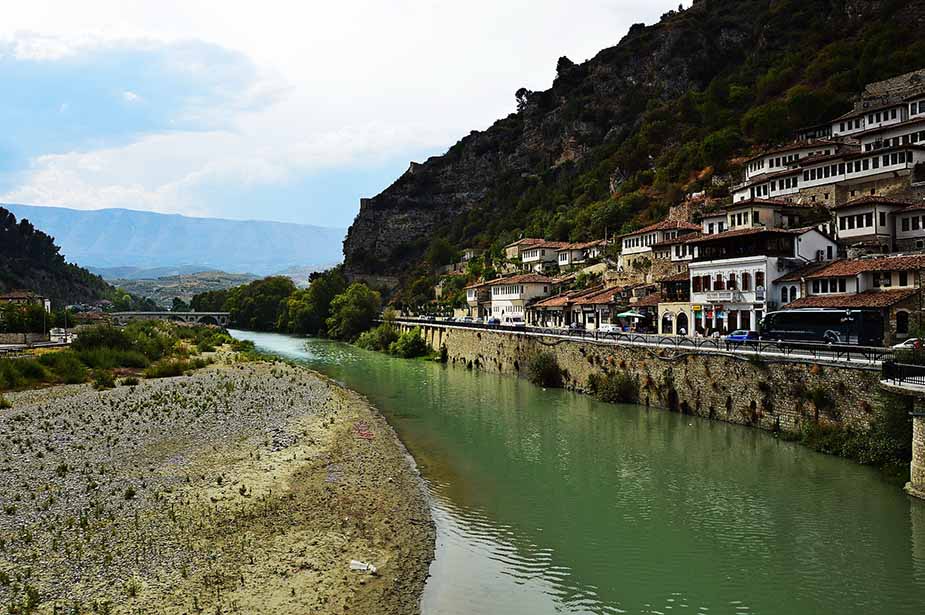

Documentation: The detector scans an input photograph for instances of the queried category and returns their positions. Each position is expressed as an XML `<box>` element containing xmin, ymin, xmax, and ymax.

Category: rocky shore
<box><xmin>0</xmin><ymin>359</ymin><xmax>435</xmax><ymax>614</ymax></box>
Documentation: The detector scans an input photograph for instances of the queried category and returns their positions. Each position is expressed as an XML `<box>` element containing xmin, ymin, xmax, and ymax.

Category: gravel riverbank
<box><xmin>0</xmin><ymin>359</ymin><xmax>435</xmax><ymax>614</ymax></box>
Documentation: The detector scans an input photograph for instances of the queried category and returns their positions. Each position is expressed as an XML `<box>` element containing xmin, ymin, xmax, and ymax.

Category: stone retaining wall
<box><xmin>0</xmin><ymin>333</ymin><xmax>48</xmax><ymax>344</ymax></box>
<box><xmin>405</xmin><ymin>324</ymin><xmax>882</xmax><ymax>434</ymax></box>
<box><xmin>909</xmin><ymin>415</ymin><xmax>925</xmax><ymax>499</ymax></box>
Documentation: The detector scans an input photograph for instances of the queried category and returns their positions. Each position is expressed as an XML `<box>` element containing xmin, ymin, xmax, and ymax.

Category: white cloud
<box><xmin>0</xmin><ymin>1</ymin><xmax>681</xmax><ymax>224</ymax></box>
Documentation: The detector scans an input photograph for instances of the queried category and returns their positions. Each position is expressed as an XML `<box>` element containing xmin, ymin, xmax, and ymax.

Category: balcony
<box><xmin>704</xmin><ymin>290</ymin><xmax>745</xmax><ymax>303</ymax></box>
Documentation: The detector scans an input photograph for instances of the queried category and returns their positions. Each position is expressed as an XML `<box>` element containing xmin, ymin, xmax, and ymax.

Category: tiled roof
<box><xmin>485</xmin><ymin>274</ymin><xmax>556</xmax><ymax>286</ymax></box>
<box><xmin>685</xmin><ymin>226</ymin><xmax>805</xmax><ymax>243</ymax></box>
<box><xmin>804</xmin><ymin>254</ymin><xmax>925</xmax><ymax>278</ymax></box>
<box><xmin>620</xmin><ymin>220</ymin><xmax>700</xmax><ymax>238</ymax></box>
<box><xmin>530</xmin><ymin>286</ymin><xmax>602</xmax><ymax>309</ymax></box>
<box><xmin>651</xmin><ymin>232</ymin><xmax>701</xmax><ymax>249</ymax></box>
<box><xmin>786</xmin><ymin>288</ymin><xmax>916</xmax><ymax>309</ymax></box>
<box><xmin>633</xmin><ymin>292</ymin><xmax>664</xmax><ymax>307</ymax></box>
<box><xmin>573</xmin><ymin>287</ymin><xmax>620</xmax><ymax>306</ymax></box>
<box><xmin>523</xmin><ymin>241</ymin><xmax>573</xmax><ymax>251</ymax></box>
<box><xmin>504</xmin><ymin>238</ymin><xmax>544</xmax><ymax>248</ymax></box>
<box><xmin>775</xmin><ymin>261</ymin><xmax>831</xmax><ymax>283</ymax></box>
<box><xmin>719</xmin><ymin>198</ymin><xmax>812</xmax><ymax>211</ymax></box>
<box><xmin>657</xmin><ymin>271</ymin><xmax>690</xmax><ymax>283</ymax></box>
<box><xmin>557</xmin><ymin>239</ymin><xmax>606</xmax><ymax>251</ymax></box>
<box><xmin>830</xmin><ymin>196</ymin><xmax>916</xmax><ymax>211</ymax></box>
<box><xmin>0</xmin><ymin>289</ymin><xmax>40</xmax><ymax>300</ymax></box>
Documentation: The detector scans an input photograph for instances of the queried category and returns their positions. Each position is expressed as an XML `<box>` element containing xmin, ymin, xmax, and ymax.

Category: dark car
<box><xmin>725</xmin><ymin>330</ymin><xmax>759</xmax><ymax>343</ymax></box>
<box><xmin>487</xmin><ymin>317</ymin><xmax>501</xmax><ymax>325</ymax></box>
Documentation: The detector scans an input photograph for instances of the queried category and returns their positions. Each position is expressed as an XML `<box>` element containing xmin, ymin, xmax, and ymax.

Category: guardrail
<box><xmin>882</xmin><ymin>361</ymin><xmax>925</xmax><ymax>386</ymax></box>
<box><xmin>392</xmin><ymin>317</ymin><xmax>896</xmax><ymax>365</ymax></box>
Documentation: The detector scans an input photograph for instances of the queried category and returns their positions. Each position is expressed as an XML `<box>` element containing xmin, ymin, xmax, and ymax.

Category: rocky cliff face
<box><xmin>343</xmin><ymin>0</ymin><xmax>924</xmax><ymax>279</ymax></box>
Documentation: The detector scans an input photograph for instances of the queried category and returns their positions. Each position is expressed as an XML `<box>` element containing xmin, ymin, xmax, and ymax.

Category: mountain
<box><xmin>91</xmin><ymin>265</ymin><xmax>227</xmax><ymax>281</ymax></box>
<box><xmin>343</xmin><ymin>0</ymin><xmax>925</xmax><ymax>291</ymax></box>
<box><xmin>0</xmin><ymin>207</ymin><xmax>113</xmax><ymax>305</ymax></box>
<box><xmin>2</xmin><ymin>204</ymin><xmax>346</xmax><ymax>276</ymax></box>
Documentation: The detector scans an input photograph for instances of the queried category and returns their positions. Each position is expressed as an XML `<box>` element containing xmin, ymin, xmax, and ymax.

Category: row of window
<box><xmin>492</xmin><ymin>285</ymin><xmax>527</xmax><ymax>296</ymax></box>
<box><xmin>705</xmin><ymin>221</ymin><xmax>726</xmax><ymax>235</ymax></box>
<box><xmin>729</xmin><ymin>211</ymin><xmax>759</xmax><ymax>227</ymax></box>
<box><xmin>804</xmin><ymin>150</ymin><xmax>915</xmax><ymax>183</ymax></box>
<box><xmin>623</xmin><ymin>232</ymin><xmax>659</xmax><ymax>249</ymax></box>
<box><xmin>691</xmin><ymin>271</ymin><xmax>765</xmax><ymax>292</ymax></box>
<box><xmin>872</xmin><ymin>271</ymin><xmax>910</xmax><ymax>287</ymax></box>
<box><xmin>900</xmin><ymin>215</ymin><xmax>925</xmax><ymax>232</ymax></box>
<box><xmin>866</xmin><ymin>107</ymin><xmax>900</xmax><ymax>126</ymax></box>
<box><xmin>811</xmin><ymin>278</ymin><xmax>848</xmax><ymax>294</ymax></box>
<box><xmin>838</xmin><ymin>212</ymin><xmax>879</xmax><ymax>231</ymax></box>
<box><xmin>837</xmin><ymin>117</ymin><xmax>864</xmax><ymax>133</ymax></box>
<box><xmin>863</xmin><ymin>130</ymin><xmax>925</xmax><ymax>151</ymax></box>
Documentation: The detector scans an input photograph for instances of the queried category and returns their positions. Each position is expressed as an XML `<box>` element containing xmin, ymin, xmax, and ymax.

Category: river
<box><xmin>231</xmin><ymin>330</ymin><xmax>925</xmax><ymax>615</ymax></box>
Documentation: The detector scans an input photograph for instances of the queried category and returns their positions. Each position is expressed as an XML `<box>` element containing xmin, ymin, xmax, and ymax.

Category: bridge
<box><xmin>111</xmin><ymin>311</ymin><xmax>230</xmax><ymax>327</ymax></box>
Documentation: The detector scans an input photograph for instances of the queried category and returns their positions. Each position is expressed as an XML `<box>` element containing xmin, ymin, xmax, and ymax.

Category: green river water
<box><xmin>231</xmin><ymin>330</ymin><xmax>925</xmax><ymax>615</ymax></box>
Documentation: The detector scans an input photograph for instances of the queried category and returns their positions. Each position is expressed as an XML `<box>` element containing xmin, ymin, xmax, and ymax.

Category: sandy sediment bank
<box><xmin>0</xmin><ymin>360</ymin><xmax>435</xmax><ymax>614</ymax></box>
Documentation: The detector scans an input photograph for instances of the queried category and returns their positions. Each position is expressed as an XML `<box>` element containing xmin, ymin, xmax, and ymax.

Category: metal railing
<box><xmin>393</xmin><ymin>317</ymin><xmax>896</xmax><ymax>365</ymax></box>
<box><xmin>882</xmin><ymin>361</ymin><xmax>925</xmax><ymax>387</ymax></box>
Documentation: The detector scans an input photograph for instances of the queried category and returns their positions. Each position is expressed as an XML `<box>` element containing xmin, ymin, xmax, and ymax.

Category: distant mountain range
<box><xmin>108</xmin><ymin>270</ymin><xmax>260</xmax><ymax>308</ymax></box>
<box><xmin>2</xmin><ymin>204</ymin><xmax>345</xmax><ymax>276</ymax></box>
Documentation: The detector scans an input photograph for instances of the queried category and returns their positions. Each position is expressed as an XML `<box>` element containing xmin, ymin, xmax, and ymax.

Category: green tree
<box><xmin>171</xmin><ymin>297</ymin><xmax>190</xmax><ymax>312</ymax></box>
<box><xmin>224</xmin><ymin>277</ymin><xmax>296</xmax><ymax>331</ymax></box>
<box><xmin>277</xmin><ymin>268</ymin><xmax>347</xmax><ymax>335</ymax></box>
<box><xmin>326</xmin><ymin>283</ymin><xmax>381</xmax><ymax>342</ymax></box>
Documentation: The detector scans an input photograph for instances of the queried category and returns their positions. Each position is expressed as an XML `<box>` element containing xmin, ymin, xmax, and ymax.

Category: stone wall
<box><xmin>0</xmin><ymin>333</ymin><xmax>48</xmax><ymax>344</ymax></box>
<box><xmin>909</xmin><ymin>414</ymin><xmax>925</xmax><ymax>499</ymax></box>
<box><xmin>405</xmin><ymin>324</ymin><xmax>883</xmax><ymax>434</ymax></box>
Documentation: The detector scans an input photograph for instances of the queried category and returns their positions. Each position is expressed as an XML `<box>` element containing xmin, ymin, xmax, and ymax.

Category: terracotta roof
<box><xmin>743</xmin><ymin>139</ymin><xmax>841</xmax><ymax>164</ymax></box>
<box><xmin>573</xmin><ymin>287</ymin><xmax>620</xmax><ymax>306</ymax></box>
<box><xmin>504</xmin><ymin>238</ymin><xmax>544</xmax><ymax>248</ymax></box>
<box><xmin>530</xmin><ymin>286</ymin><xmax>604</xmax><ymax>309</ymax></box>
<box><xmin>485</xmin><ymin>274</ymin><xmax>556</xmax><ymax>286</ymax></box>
<box><xmin>830</xmin><ymin>196</ymin><xmax>916</xmax><ymax>211</ymax></box>
<box><xmin>633</xmin><ymin>292</ymin><xmax>664</xmax><ymax>307</ymax></box>
<box><xmin>658</xmin><ymin>272</ymin><xmax>690</xmax><ymax>283</ymax></box>
<box><xmin>775</xmin><ymin>261</ymin><xmax>832</xmax><ymax>283</ymax></box>
<box><xmin>523</xmin><ymin>241</ymin><xmax>572</xmax><ymax>251</ymax></box>
<box><xmin>786</xmin><ymin>288</ymin><xmax>916</xmax><ymax>309</ymax></box>
<box><xmin>557</xmin><ymin>239</ymin><xmax>606</xmax><ymax>251</ymax></box>
<box><xmin>620</xmin><ymin>220</ymin><xmax>700</xmax><ymax>238</ymax></box>
<box><xmin>651</xmin><ymin>232</ymin><xmax>701</xmax><ymax>249</ymax></box>
<box><xmin>0</xmin><ymin>289</ymin><xmax>41</xmax><ymax>300</ymax></box>
<box><xmin>719</xmin><ymin>198</ymin><xmax>812</xmax><ymax>211</ymax></box>
<box><xmin>804</xmin><ymin>255</ymin><xmax>925</xmax><ymax>278</ymax></box>
<box><xmin>685</xmin><ymin>226</ymin><xmax>806</xmax><ymax>243</ymax></box>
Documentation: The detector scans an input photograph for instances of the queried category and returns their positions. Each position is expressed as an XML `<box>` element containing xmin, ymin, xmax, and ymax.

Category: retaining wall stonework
<box><xmin>406</xmin><ymin>324</ymin><xmax>882</xmax><ymax>434</ymax></box>
<box><xmin>910</xmin><ymin>415</ymin><xmax>925</xmax><ymax>499</ymax></box>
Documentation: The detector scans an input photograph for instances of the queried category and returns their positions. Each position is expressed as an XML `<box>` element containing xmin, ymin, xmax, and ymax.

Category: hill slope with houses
<box><xmin>343</xmin><ymin>0</ymin><xmax>925</xmax><ymax>304</ymax></box>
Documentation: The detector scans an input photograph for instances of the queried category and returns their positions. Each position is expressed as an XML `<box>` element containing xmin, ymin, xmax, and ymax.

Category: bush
<box><xmin>388</xmin><ymin>327</ymin><xmax>429</xmax><ymax>358</ymax></box>
<box><xmin>122</xmin><ymin>376</ymin><xmax>140</xmax><ymax>387</ymax></box>
<box><xmin>72</xmin><ymin>325</ymin><xmax>132</xmax><ymax>352</ymax></box>
<box><xmin>92</xmin><ymin>369</ymin><xmax>116</xmax><ymax>390</ymax></box>
<box><xmin>326</xmin><ymin>283</ymin><xmax>382</xmax><ymax>342</ymax></box>
<box><xmin>144</xmin><ymin>359</ymin><xmax>189</xmax><ymax>379</ymax></box>
<box><xmin>526</xmin><ymin>352</ymin><xmax>563</xmax><ymax>387</ymax></box>
<box><xmin>356</xmin><ymin>323</ymin><xmax>399</xmax><ymax>352</ymax></box>
<box><xmin>588</xmin><ymin>372</ymin><xmax>639</xmax><ymax>404</ymax></box>
<box><xmin>76</xmin><ymin>348</ymin><xmax>149</xmax><ymax>370</ymax></box>
<box><xmin>39</xmin><ymin>352</ymin><xmax>88</xmax><ymax>384</ymax></box>
<box><xmin>0</xmin><ymin>395</ymin><xmax>11</xmax><ymax>409</ymax></box>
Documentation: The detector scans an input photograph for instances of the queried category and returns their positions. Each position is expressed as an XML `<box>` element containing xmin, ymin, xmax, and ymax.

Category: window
<box><xmin>914</xmin><ymin>216</ymin><xmax>921</xmax><ymax>231</ymax></box>
<box><xmin>692</xmin><ymin>276</ymin><xmax>701</xmax><ymax>292</ymax></box>
<box><xmin>900</xmin><ymin>271</ymin><xmax>909</xmax><ymax>286</ymax></box>
<box><xmin>865</xmin><ymin>212</ymin><xmax>873</xmax><ymax>227</ymax></box>
<box><xmin>714</xmin><ymin>274</ymin><xmax>725</xmax><ymax>291</ymax></box>
<box><xmin>741</xmin><ymin>272</ymin><xmax>751</xmax><ymax>291</ymax></box>
<box><xmin>839</xmin><ymin>163</ymin><xmax>846</xmax><ymax>175</ymax></box>
<box><xmin>839</xmin><ymin>216</ymin><xmax>847</xmax><ymax>230</ymax></box>
<box><xmin>897</xmin><ymin>311</ymin><xmax>910</xmax><ymax>336</ymax></box>
<box><xmin>821</xmin><ymin>279</ymin><xmax>829</xmax><ymax>293</ymax></box>
<box><xmin>728</xmin><ymin>273</ymin><xmax>737</xmax><ymax>290</ymax></box>
<box><xmin>812</xmin><ymin>280</ymin><xmax>820</xmax><ymax>293</ymax></box>
<box><xmin>781</xmin><ymin>286</ymin><xmax>790</xmax><ymax>304</ymax></box>
<box><xmin>848</xmin><ymin>216</ymin><xmax>855</xmax><ymax>230</ymax></box>
<box><xmin>903</xmin><ymin>217</ymin><xmax>911</xmax><ymax>231</ymax></box>
<box><xmin>879</xmin><ymin>212</ymin><xmax>886</xmax><ymax>227</ymax></box>
<box><xmin>752</xmin><ymin>211</ymin><xmax>759</xmax><ymax>224</ymax></box>
<box><xmin>827</xmin><ymin>245</ymin><xmax>833</xmax><ymax>260</ymax></box>
<box><xmin>756</xmin><ymin>271</ymin><xmax>765</xmax><ymax>288</ymax></box>
<box><xmin>892</xmin><ymin>108</ymin><xmax>898</xmax><ymax>120</ymax></box>
<box><xmin>838</xmin><ymin>279</ymin><xmax>846</xmax><ymax>292</ymax></box>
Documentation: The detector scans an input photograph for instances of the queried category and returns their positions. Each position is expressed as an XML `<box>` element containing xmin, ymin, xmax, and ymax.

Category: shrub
<box><xmin>0</xmin><ymin>395</ymin><xmax>11</xmax><ymax>409</ymax></box>
<box><xmin>388</xmin><ymin>327</ymin><xmax>429</xmax><ymax>358</ymax></box>
<box><xmin>76</xmin><ymin>348</ymin><xmax>149</xmax><ymax>370</ymax></box>
<box><xmin>526</xmin><ymin>352</ymin><xmax>562</xmax><ymax>387</ymax></box>
<box><xmin>92</xmin><ymin>369</ymin><xmax>116</xmax><ymax>390</ymax></box>
<box><xmin>588</xmin><ymin>372</ymin><xmax>639</xmax><ymax>404</ymax></box>
<box><xmin>356</xmin><ymin>323</ymin><xmax>399</xmax><ymax>352</ymax></box>
<box><xmin>326</xmin><ymin>283</ymin><xmax>382</xmax><ymax>342</ymax></box>
<box><xmin>72</xmin><ymin>325</ymin><xmax>132</xmax><ymax>352</ymax></box>
<box><xmin>121</xmin><ymin>376</ymin><xmax>140</xmax><ymax>387</ymax></box>
<box><xmin>144</xmin><ymin>359</ymin><xmax>189</xmax><ymax>379</ymax></box>
<box><xmin>39</xmin><ymin>352</ymin><xmax>88</xmax><ymax>384</ymax></box>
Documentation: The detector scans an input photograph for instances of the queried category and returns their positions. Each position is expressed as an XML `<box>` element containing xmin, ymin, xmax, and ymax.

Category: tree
<box><xmin>223</xmin><ymin>276</ymin><xmax>296</xmax><ymax>331</ymax></box>
<box><xmin>425</xmin><ymin>238</ymin><xmax>457</xmax><ymax>269</ymax></box>
<box><xmin>277</xmin><ymin>268</ymin><xmax>348</xmax><ymax>335</ymax></box>
<box><xmin>326</xmin><ymin>283</ymin><xmax>381</xmax><ymax>342</ymax></box>
<box><xmin>171</xmin><ymin>297</ymin><xmax>190</xmax><ymax>312</ymax></box>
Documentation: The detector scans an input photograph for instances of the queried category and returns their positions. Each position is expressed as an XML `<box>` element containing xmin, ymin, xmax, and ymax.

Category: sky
<box><xmin>0</xmin><ymin>1</ymin><xmax>679</xmax><ymax>228</ymax></box>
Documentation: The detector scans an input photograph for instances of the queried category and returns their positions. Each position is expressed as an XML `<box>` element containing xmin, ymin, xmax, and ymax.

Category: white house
<box><xmin>521</xmin><ymin>241</ymin><xmax>570</xmax><ymax>273</ymax></box>
<box><xmin>557</xmin><ymin>240</ymin><xmax>607</xmax><ymax>270</ymax></box>
<box><xmin>619</xmin><ymin>220</ymin><xmax>700</xmax><ymax>270</ymax></box>
<box><xmin>487</xmin><ymin>274</ymin><xmax>556</xmax><ymax>322</ymax></box>
<box><xmin>686</xmin><ymin>226</ymin><xmax>837</xmax><ymax>333</ymax></box>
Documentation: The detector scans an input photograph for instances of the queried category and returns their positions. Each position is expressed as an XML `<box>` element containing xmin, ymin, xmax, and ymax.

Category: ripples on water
<box><xmin>232</xmin><ymin>331</ymin><xmax>925</xmax><ymax>615</ymax></box>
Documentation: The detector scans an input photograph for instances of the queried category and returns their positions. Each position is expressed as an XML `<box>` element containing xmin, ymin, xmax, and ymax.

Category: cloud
<box><xmin>0</xmin><ymin>2</ymin><xmax>681</xmax><ymax>225</ymax></box>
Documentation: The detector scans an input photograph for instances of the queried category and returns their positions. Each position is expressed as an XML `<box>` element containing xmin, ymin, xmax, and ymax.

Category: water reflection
<box><xmin>232</xmin><ymin>331</ymin><xmax>925</xmax><ymax>614</ymax></box>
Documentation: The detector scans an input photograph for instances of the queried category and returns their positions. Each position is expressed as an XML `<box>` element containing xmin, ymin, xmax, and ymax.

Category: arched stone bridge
<box><xmin>111</xmin><ymin>311</ymin><xmax>231</xmax><ymax>327</ymax></box>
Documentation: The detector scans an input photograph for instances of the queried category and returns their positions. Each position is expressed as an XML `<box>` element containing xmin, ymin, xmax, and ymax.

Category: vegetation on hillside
<box><xmin>0</xmin><ymin>322</ymin><xmax>241</xmax><ymax>394</ymax></box>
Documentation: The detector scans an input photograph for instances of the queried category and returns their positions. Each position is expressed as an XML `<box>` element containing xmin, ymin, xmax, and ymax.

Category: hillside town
<box><xmin>440</xmin><ymin>69</ymin><xmax>925</xmax><ymax>348</ymax></box>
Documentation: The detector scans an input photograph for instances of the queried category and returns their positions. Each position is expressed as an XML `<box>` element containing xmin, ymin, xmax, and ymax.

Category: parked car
<box><xmin>487</xmin><ymin>317</ymin><xmax>501</xmax><ymax>325</ymax></box>
<box><xmin>568</xmin><ymin>322</ymin><xmax>585</xmax><ymax>331</ymax></box>
<box><xmin>423</xmin><ymin>315</ymin><xmax>437</xmax><ymax>322</ymax></box>
<box><xmin>463</xmin><ymin>316</ymin><xmax>473</xmax><ymax>323</ymax></box>
<box><xmin>474</xmin><ymin>317</ymin><xmax>485</xmax><ymax>324</ymax></box>
<box><xmin>504</xmin><ymin>317</ymin><xmax>526</xmax><ymax>328</ymax></box>
<box><xmin>892</xmin><ymin>338</ymin><xmax>922</xmax><ymax>350</ymax></box>
<box><xmin>726</xmin><ymin>330</ymin><xmax>759</xmax><ymax>343</ymax></box>
<box><xmin>598</xmin><ymin>323</ymin><xmax>621</xmax><ymax>334</ymax></box>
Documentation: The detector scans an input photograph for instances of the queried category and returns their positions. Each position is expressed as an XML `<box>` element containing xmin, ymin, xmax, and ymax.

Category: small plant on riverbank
<box><xmin>526</xmin><ymin>352</ymin><xmax>562</xmax><ymax>388</ymax></box>
<box><xmin>92</xmin><ymin>370</ymin><xmax>116</xmax><ymax>390</ymax></box>
<box><xmin>388</xmin><ymin>327</ymin><xmax>429</xmax><ymax>358</ymax></box>
<box><xmin>588</xmin><ymin>372</ymin><xmax>639</xmax><ymax>404</ymax></box>
<box><xmin>0</xmin><ymin>395</ymin><xmax>11</xmax><ymax>409</ymax></box>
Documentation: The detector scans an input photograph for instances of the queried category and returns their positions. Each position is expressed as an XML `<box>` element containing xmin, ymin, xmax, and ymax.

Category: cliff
<box><xmin>343</xmin><ymin>0</ymin><xmax>925</xmax><ymax>284</ymax></box>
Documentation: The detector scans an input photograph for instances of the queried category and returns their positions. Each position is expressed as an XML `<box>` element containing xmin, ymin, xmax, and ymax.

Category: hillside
<box><xmin>343</xmin><ymin>0</ymin><xmax>925</xmax><ymax>291</ymax></box>
<box><xmin>0</xmin><ymin>207</ymin><xmax>113</xmax><ymax>305</ymax></box>
<box><xmin>1</xmin><ymin>204</ymin><xmax>346</xmax><ymax>276</ymax></box>
<box><xmin>109</xmin><ymin>271</ymin><xmax>260</xmax><ymax>308</ymax></box>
